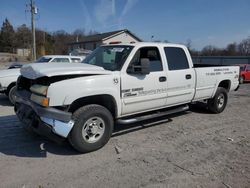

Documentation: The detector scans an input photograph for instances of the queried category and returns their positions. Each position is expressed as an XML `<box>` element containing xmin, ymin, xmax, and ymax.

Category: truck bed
<box><xmin>192</xmin><ymin>66</ymin><xmax>239</xmax><ymax>101</ymax></box>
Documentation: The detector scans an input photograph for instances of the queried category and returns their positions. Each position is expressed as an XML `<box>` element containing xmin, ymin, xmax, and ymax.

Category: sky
<box><xmin>0</xmin><ymin>0</ymin><xmax>250</xmax><ymax>50</ymax></box>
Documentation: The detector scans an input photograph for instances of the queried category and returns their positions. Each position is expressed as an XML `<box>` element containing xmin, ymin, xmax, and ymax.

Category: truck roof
<box><xmin>103</xmin><ymin>42</ymin><xmax>187</xmax><ymax>49</ymax></box>
<box><xmin>41</xmin><ymin>55</ymin><xmax>84</xmax><ymax>59</ymax></box>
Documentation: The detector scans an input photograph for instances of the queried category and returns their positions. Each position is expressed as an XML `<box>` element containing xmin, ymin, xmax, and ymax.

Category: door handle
<box><xmin>159</xmin><ymin>76</ymin><xmax>167</xmax><ymax>82</ymax></box>
<box><xmin>186</xmin><ymin>74</ymin><xmax>192</xmax><ymax>79</ymax></box>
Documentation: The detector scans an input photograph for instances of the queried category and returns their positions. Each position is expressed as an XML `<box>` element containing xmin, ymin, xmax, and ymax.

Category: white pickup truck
<box><xmin>0</xmin><ymin>55</ymin><xmax>85</xmax><ymax>104</ymax></box>
<box><xmin>15</xmin><ymin>42</ymin><xmax>240</xmax><ymax>153</ymax></box>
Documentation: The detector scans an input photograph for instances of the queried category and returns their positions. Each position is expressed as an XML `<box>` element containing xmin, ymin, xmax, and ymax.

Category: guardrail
<box><xmin>192</xmin><ymin>56</ymin><xmax>250</xmax><ymax>65</ymax></box>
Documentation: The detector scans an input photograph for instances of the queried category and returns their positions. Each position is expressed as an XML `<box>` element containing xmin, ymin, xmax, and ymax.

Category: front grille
<box><xmin>17</xmin><ymin>76</ymin><xmax>33</xmax><ymax>91</ymax></box>
<box><xmin>17</xmin><ymin>76</ymin><xmax>50</xmax><ymax>91</ymax></box>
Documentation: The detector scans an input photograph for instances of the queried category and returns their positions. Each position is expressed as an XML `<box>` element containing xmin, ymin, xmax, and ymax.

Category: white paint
<box><xmin>17</xmin><ymin>42</ymin><xmax>239</xmax><ymax>120</ymax></box>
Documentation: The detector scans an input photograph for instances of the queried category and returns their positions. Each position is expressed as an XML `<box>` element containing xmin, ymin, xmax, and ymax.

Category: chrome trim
<box><xmin>40</xmin><ymin>117</ymin><xmax>74</xmax><ymax>138</ymax></box>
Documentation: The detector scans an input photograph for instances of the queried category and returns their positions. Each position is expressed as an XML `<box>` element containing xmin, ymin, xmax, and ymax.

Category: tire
<box><xmin>207</xmin><ymin>87</ymin><xmax>228</xmax><ymax>114</ymax></box>
<box><xmin>239</xmin><ymin>76</ymin><xmax>244</xmax><ymax>84</ymax></box>
<box><xmin>8</xmin><ymin>85</ymin><xmax>17</xmax><ymax>105</ymax></box>
<box><xmin>68</xmin><ymin>104</ymin><xmax>114</xmax><ymax>153</ymax></box>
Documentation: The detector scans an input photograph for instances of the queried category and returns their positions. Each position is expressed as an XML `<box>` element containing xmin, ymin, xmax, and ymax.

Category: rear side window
<box><xmin>246</xmin><ymin>65</ymin><xmax>250</xmax><ymax>71</ymax></box>
<box><xmin>164</xmin><ymin>47</ymin><xmax>189</xmax><ymax>70</ymax></box>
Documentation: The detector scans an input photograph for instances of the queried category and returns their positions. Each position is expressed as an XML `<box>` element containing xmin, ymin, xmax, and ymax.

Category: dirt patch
<box><xmin>0</xmin><ymin>85</ymin><xmax>249</xmax><ymax>188</ymax></box>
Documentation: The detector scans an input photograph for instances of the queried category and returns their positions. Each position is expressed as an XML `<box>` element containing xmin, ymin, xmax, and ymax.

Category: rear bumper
<box><xmin>15</xmin><ymin>90</ymin><xmax>74</xmax><ymax>141</ymax></box>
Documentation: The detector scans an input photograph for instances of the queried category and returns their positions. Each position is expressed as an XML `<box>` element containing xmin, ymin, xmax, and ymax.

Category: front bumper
<box><xmin>0</xmin><ymin>84</ymin><xmax>7</xmax><ymax>93</ymax></box>
<box><xmin>15</xmin><ymin>90</ymin><xmax>74</xmax><ymax>141</ymax></box>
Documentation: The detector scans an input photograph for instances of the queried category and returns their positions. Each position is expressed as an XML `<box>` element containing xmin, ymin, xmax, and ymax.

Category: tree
<box><xmin>0</xmin><ymin>18</ymin><xmax>15</xmax><ymax>52</ymax></box>
<box><xmin>238</xmin><ymin>37</ymin><xmax>250</xmax><ymax>55</ymax></box>
<box><xmin>185</xmin><ymin>39</ymin><xmax>192</xmax><ymax>51</ymax></box>
<box><xmin>15</xmin><ymin>24</ymin><xmax>31</xmax><ymax>49</ymax></box>
<box><xmin>224</xmin><ymin>43</ymin><xmax>238</xmax><ymax>56</ymax></box>
<box><xmin>201</xmin><ymin>45</ymin><xmax>222</xmax><ymax>56</ymax></box>
<box><xmin>52</xmin><ymin>30</ymin><xmax>72</xmax><ymax>54</ymax></box>
<box><xmin>72</xmin><ymin>28</ymin><xmax>86</xmax><ymax>42</ymax></box>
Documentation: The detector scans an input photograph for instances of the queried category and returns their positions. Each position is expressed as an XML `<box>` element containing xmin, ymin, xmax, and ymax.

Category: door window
<box><xmin>164</xmin><ymin>47</ymin><xmax>189</xmax><ymax>70</ymax></box>
<box><xmin>128</xmin><ymin>47</ymin><xmax>163</xmax><ymax>72</ymax></box>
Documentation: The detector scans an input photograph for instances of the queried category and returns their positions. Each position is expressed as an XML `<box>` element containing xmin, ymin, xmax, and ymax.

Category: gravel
<box><xmin>0</xmin><ymin>84</ymin><xmax>249</xmax><ymax>188</ymax></box>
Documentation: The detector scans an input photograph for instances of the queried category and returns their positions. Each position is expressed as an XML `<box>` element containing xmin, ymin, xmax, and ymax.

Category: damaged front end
<box><xmin>15</xmin><ymin>75</ymin><xmax>75</xmax><ymax>142</ymax></box>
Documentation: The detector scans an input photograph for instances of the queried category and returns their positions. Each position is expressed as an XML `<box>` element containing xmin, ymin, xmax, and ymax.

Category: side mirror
<box><xmin>127</xmin><ymin>58</ymin><xmax>150</xmax><ymax>75</ymax></box>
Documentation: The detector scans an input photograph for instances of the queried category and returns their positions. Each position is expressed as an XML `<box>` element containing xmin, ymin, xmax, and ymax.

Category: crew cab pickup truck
<box><xmin>15</xmin><ymin>42</ymin><xmax>240</xmax><ymax>153</ymax></box>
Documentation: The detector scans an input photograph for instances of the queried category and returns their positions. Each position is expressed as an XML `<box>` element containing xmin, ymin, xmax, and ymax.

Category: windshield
<box><xmin>82</xmin><ymin>45</ymin><xmax>134</xmax><ymax>71</ymax></box>
<box><xmin>35</xmin><ymin>56</ymin><xmax>52</xmax><ymax>63</ymax></box>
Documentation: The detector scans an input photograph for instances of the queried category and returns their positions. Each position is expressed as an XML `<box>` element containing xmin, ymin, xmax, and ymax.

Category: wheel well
<box><xmin>68</xmin><ymin>95</ymin><xmax>117</xmax><ymax>118</ymax></box>
<box><xmin>6</xmin><ymin>82</ymin><xmax>16</xmax><ymax>94</ymax></box>
<box><xmin>218</xmin><ymin>80</ymin><xmax>231</xmax><ymax>91</ymax></box>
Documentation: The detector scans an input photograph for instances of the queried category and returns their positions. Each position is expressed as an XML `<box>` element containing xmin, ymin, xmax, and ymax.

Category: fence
<box><xmin>192</xmin><ymin>56</ymin><xmax>250</xmax><ymax>65</ymax></box>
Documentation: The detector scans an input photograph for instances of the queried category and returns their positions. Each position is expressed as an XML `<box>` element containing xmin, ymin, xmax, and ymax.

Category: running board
<box><xmin>117</xmin><ymin>105</ymin><xmax>189</xmax><ymax>124</ymax></box>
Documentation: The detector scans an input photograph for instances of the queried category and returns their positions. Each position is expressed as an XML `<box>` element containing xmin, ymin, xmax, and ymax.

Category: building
<box><xmin>68</xmin><ymin>29</ymin><xmax>142</xmax><ymax>52</ymax></box>
<box><xmin>16</xmin><ymin>48</ymin><xmax>31</xmax><ymax>57</ymax></box>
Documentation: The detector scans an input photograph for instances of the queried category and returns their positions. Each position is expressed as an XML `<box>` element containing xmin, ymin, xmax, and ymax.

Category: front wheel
<box><xmin>207</xmin><ymin>87</ymin><xmax>228</xmax><ymax>114</ymax></box>
<box><xmin>8</xmin><ymin>85</ymin><xmax>17</xmax><ymax>105</ymax></box>
<box><xmin>69</xmin><ymin>104</ymin><xmax>114</xmax><ymax>153</ymax></box>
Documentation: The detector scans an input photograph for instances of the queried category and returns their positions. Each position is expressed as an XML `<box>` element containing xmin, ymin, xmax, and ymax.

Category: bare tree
<box><xmin>201</xmin><ymin>45</ymin><xmax>223</xmax><ymax>56</ymax></box>
<box><xmin>238</xmin><ymin>37</ymin><xmax>250</xmax><ymax>55</ymax></box>
<box><xmin>185</xmin><ymin>39</ymin><xmax>192</xmax><ymax>50</ymax></box>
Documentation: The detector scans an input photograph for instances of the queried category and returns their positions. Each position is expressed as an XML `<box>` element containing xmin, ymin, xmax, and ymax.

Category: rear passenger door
<box><xmin>164</xmin><ymin>47</ymin><xmax>195</xmax><ymax>106</ymax></box>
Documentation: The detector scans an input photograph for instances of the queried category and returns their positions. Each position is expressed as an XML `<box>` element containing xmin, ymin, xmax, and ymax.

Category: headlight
<box><xmin>30</xmin><ymin>84</ymin><xmax>49</xmax><ymax>107</ymax></box>
<box><xmin>31</xmin><ymin>94</ymin><xmax>49</xmax><ymax>107</ymax></box>
<box><xmin>30</xmin><ymin>84</ymin><xmax>48</xmax><ymax>96</ymax></box>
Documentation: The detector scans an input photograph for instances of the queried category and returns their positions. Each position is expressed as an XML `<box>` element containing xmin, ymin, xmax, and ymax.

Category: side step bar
<box><xmin>117</xmin><ymin>105</ymin><xmax>189</xmax><ymax>124</ymax></box>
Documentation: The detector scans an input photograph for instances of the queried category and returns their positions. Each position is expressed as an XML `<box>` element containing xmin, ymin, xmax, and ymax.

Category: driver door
<box><xmin>121</xmin><ymin>47</ymin><xmax>167</xmax><ymax>115</ymax></box>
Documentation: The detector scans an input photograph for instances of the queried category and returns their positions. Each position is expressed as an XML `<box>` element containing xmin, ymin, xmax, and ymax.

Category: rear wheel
<box><xmin>207</xmin><ymin>87</ymin><xmax>228</xmax><ymax>113</ymax></box>
<box><xmin>69</xmin><ymin>104</ymin><xmax>114</xmax><ymax>153</ymax></box>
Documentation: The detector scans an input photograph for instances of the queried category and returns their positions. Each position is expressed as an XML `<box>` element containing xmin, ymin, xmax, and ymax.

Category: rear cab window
<box><xmin>164</xmin><ymin>47</ymin><xmax>189</xmax><ymax>70</ymax></box>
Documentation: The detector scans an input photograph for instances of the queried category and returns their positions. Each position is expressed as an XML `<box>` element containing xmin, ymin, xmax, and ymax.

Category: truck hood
<box><xmin>20</xmin><ymin>63</ymin><xmax>111</xmax><ymax>79</ymax></box>
<box><xmin>0</xmin><ymin>68</ymin><xmax>20</xmax><ymax>78</ymax></box>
